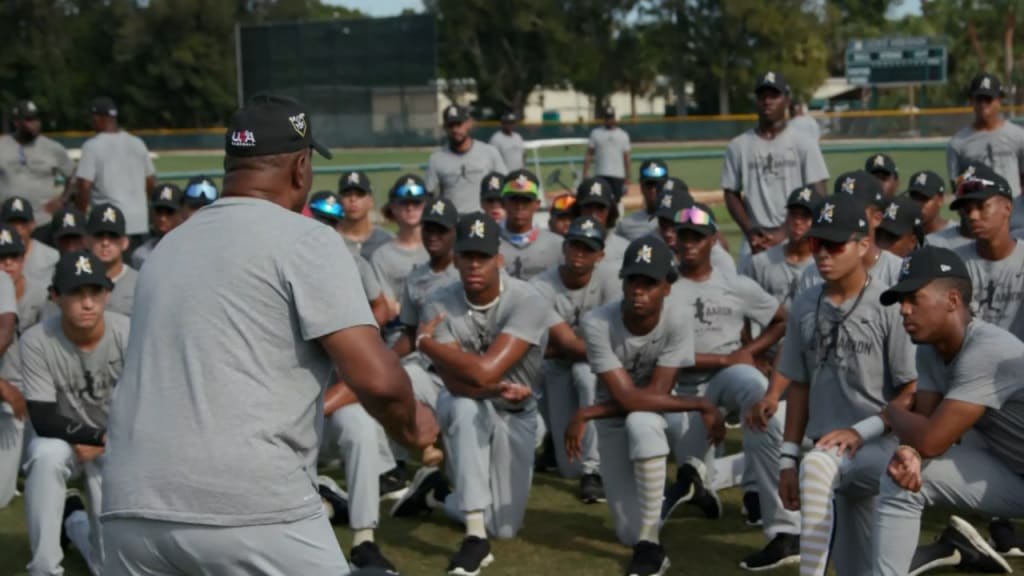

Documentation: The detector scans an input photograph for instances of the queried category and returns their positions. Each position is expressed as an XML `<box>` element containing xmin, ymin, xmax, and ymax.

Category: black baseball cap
<box><xmin>880</xmin><ymin>246</ymin><xmax>970</xmax><ymax>306</ymax></box>
<box><xmin>480</xmin><ymin>171</ymin><xmax>505</xmax><ymax>201</ymax></box>
<box><xmin>51</xmin><ymin>206</ymin><xmax>86</xmax><ymax>240</ymax></box>
<box><xmin>90</xmin><ymin>97</ymin><xmax>117</xmax><ymax>118</ymax></box>
<box><xmin>455</xmin><ymin>211</ymin><xmax>500</xmax><ymax>256</ymax></box>
<box><xmin>421</xmin><ymin>198</ymin><xmax>458</xmax><ymax>230</ymax></box>
<box><xmin>183</xmin><ymin>176</ymin><xmax>219</xmax><ymax>208</ymax></box>
<box><xmin>13</xmin><ymin>100</ymin><xmax>39</xmax><ymax>120</ymax></box>
<box><xmin>1</xmin><ymin>196</ymin><xmax>33</xmax><ymax>223</ymax></box>
<box><xmin>577</xmin><ymin>177</ymin><xmax>614</xmax><ymax>208</ymax></box>
<box><xmin>565</xmin><ymin>216</ymin><xmax>606</xmax><ymax>251</ymax></box>
<box><xmin>339</xmin><ymin>170</ymin><xmax>371</xmax><ymax>194</ymax></box>
<box><xmin>805</xmin><ymin>193</ymin><xmax>869</xmax><ymax>243</ymax></box>
<box><xmin>620</xmin><ymin>236</ymin><xmax>674</xmax><ymax>281</ymax></box>
<box><xmin>308</xmin><ymin>191</ymin><xmax>343</xmax><ymax>221</ymax></box>
<box><xmin>225</xmin><ymin>94</ymin><xmax>330</xmax><ymax>159</ymax></box>
<box><xmin>0</xmin><ymin>224</ymin><xmax>25</xmax><ymax>257</ymax></box>
<box><xmin>52</xmin><ymin>251</ymin><xmax>113</xmax><ymax>294</ymax></box>
<box><xmin>151</xmin><ymin>183</ymin><xmax>183</xmax><ymax>211</ymax></box>
<box><xmin>786</xmin><ymin>186</ymin><xmax>820</xmax><ymax>212</ymax></box>
<box><xmin>834</xmin><ymin>170</ymin><xmax>886</xmax><ymax>209</ymax></box>
<box><xmin>443</xmin><ymin>104</ymin><xmax>470</xmax><ymax>125</ymax></box>
<box><xmin>969</xmin><ymin>73</ymin><xmax>1003</xmax><ymax>98</ymax></box>
<box><xmin>87</xmin><ymin>203</ymin><xmax>126</xmax><ymax>237</ymax></box>
<box><xmin>673</xmin><ymin>201</ymin><xmax>717</xmax><ymax>236</ymax></box>
<box><xmin>602</xmin><ymin>105</ymin><xmax>616</xmax><ymax>119</ymax></box>
<box><xmin>951</xmin><ymin>163</ymin><xmax>1013</xmax><ymax>210</ymax></box>
<box><xmin>501</xmin><ymin>169</ymin><xmax>541</xmax><ymax>200</ymax></box>
<box><xmin>865</xmin><ymin>153</ymin><xmax>897</xmax><ymax>176</ymax></box>
<box><xmin>639</xmin><ymin>159</ymin><xmax>668</xmax><ymax>182</ymax></box>
<box><xmin>755</xmin><ymin>71</ymin><xmax>790</xmax><ymax>95</ymax></box>
<box><xmin>906</xmin><ymin>170</ymin><xmax>945</xmax><ymax>198</ymax></box>
<box><xmin>655</xmin><ymin>178</ymin><xmax>694</xmax><ymax>220</ymax></box>
<box><xmin>390</xmin><ymin>174</ymin><xmax>428</xmax><ymax>202</ymax></box>
<box><xmin>550</xmin><ymin>194</ymin><xmax>576</xmax><ymax>216</ymax></box>
<box><xmin>500</xmin><ymin>112</ymin><xmax>517</xmax><ymax>123</ymax></box>
<box><xmin>878</xmin><ymin>196</ymin><xmax>922</xmax><ymax>237</ymax></box>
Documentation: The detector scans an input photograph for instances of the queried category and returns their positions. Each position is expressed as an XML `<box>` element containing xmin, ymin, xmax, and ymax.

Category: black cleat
<box><xmin>389</xmin><ymin>466</ymin><xmax>441</xmax><ymax>518</ymax></box>
<box><xmin>908</xmin><ymin>539</ymin><xmax>960</xmax><ymax>576</ymax></box>
<box><xmin>740</xmin><ymin>533</ymin><xmax>800</xmax><ymax>572</ymax></box>
<box><xmin>742</xmin><ymin>491</ymin><xmax>763</xmax><ymax>527</ymax></box>
<box><xmin>989</xmin><ymin>518</ymin><xmax>1024</xmax><ymax>557</ymax></box>
<box><xmin>60</xmin><ymin>490</ymin><xmax>85</xmax><ymax>550</ymax></box>
<box><xmin>660</xmin><ymin>467</ymin><xmax>696</xmax><ymax>523</ymax></box>
<box><xmin>317</xmin><ymin>475</ymin><xmax>350</xmax><ymax>526</ymax></box>
<box><xmin>579</xmin><ymin>473</ymin><xmax>606</xmax><ymax>504</ymax></box>
<box><xmin>350</xmin><ymin>541</ymin><xmax>399</xmax><ymax>574</ymax></box>
<box><xmin>625</xmin><ymin>540</ymin><xmax>670</xmax><ymax>576</ymax></box>
<box><xmin>379</xmin><ymin>465</ymin><xmax>409</xmax><ymax>501</ymax></box>
<box><xmin>679</xmin><ymin>463</ymin><xmax>722</xmax><ymax>520</ymax></box>
<box><xmin>534</xmin><ymin>434</ymin><xmax>557</xmax><ymax>473</ymax></box>
<box><xmin>447</xmin><ymin>536</ymin><xmax>494</xmax><ymax>576</ymax></box>
<box><xmin>946</xmin><ymin>515</ymin><xmax>1012</xmax><ymax>573</ymax></box>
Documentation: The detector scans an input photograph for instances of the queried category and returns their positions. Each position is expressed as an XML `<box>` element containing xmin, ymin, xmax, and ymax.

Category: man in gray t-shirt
<box><xmin>0</xmin><ymin>256</ymin><xmax>23</xmax><ymax>511</ymax></box>
<box><xmin>584</xmin><ymin>106</ymin><xmax>631</xmax><ymax>202</ymax></box>
<box><xmin>743</xmin><ymin>186</ymin><xmax>818</xmax><ymax>310</ymax></box>
<box><xmin>426</xmin><ymin>105</ymin><xmax>507</xmax><ymax>214</ymax></box>
<box><xmin>1</xmin><ymin>196</ymin><xmax>59</xmax><ymax>284</ymax></box>
<box><xmin>0</xmin><ymin>100</ymin><xmax>74</xmax><ymax>224</ymax></box>
<box><xmin>874</xmin><ymin>246</ymin><xmax>1024</xmax><ymax>575</ymax></box>
<box><xmin>787</xmin><ymin>102</ymin><xmax>820</xmax><ymax>142</ymax></box>
<box><xmin>488</xmin><ymin>113</ymin><xmax>526</xmax><ymax>171</ymax></box>
<box><xmin>947</xmin><ymin>73</ymin><xmax>1024</xmax><ymax>198</ymax></box>
<box><xmin>87</xmin><ymin>203</ymin><xmax>137</xmax><ymax>316</ymax></box>
<box><xmin>498</xmin><ymin>169</ymin><xmax>562</xmax><ymax>280</ymax></box>
<box><xmin>100</xmin><ymin>96</ymin><xmax>435</xmax><ymax>576</ymax></box>
<box><xmin>74</xmin><ymin>97</ymin><xmax>155</xmax><ymax>241</ymax></box>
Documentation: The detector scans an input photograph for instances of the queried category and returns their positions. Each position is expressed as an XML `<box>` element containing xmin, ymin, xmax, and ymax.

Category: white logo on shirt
<box><xmin>636</xmin><ymin>244</ymin><xmax>653</xmax><ymax>263</ymax></box>
<box><xmin>469</xmin><ymin>219</ymin><xmax>486</xmax><ymax>238</ymax></box>
<box><xmin>430</xmin><ymin>200</ymin><xmax>445</xmax><ymax>215</ymax></box>
<box><xmin>590</xmin><ymin>181</ymin><xmax>602</xmax><ymax>196</ymax></box>
<box><xmin>818</xmin><ymin>202</ymin><xmax>835</xmax><ymax>223</ymax></box>
<box><xmin>11</xmin><ymin>198</ymin><xmax>23</xmax><ymax>212</ymax></box>
<box><xmin>102</xmin><ymin>207</ymin><xmax>117</xmax><ymax>223</ymax></box>
<box><xmin>288</xmin><ymin>113</ymin><xmax>307</xmax><ymax>137</ymax></box>
<box><xmin>884</xmin><ymin>203</ymin><xmax>899</xmax><ymax>220</ymax></box>
<box><xmin>75</xmin><ymin>255</ymin><xmax>93</xmax><ymax>276</ymax></box>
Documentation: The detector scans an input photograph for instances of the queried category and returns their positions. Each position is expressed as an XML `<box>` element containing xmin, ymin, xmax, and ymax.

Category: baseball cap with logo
<box><xmin>390</xmin><ymin>174</ymin><xmax>427</xmax><ymax>201</ymax></box>
<box><xmin>639</xmin><ymin>159</ymin><xmax>669</xmax><ymax>183</ymax></box>
<box><xmin>906</xmin><ymin>170</ymin><xmax>945</xmax><ymax>198</ymax></box>
<box><xmin>88</xmin><ymin>203</ymin><xmax>126</xmax><ymax>237</ymax></box>
<box><xmin>443</xmin><ymin>104</ymin><xmax>470</xmax><ymax>125</ymax></box>
<box><xmin>878</xmin><ymin>196</ymin><xmax>922</xmax><ymax>237</ymax></box>
<box><xmin>421</xmin><ymin>198</ymin><xmax>458</xmax><ymax>230</ymax></box>
<box><xmin>673</xmin><ymin>202</ymin><xmax>717</xmax><ymax>237</ymax></box>
<box><xmin>951</xmin><ymin>163</ymin><xmax>1012</xmax><ymax>210</ymax></box>
<box><xmin>90</xmin><ymin>97</ymin><xmax>117</xmax><ymax>118</ymax></box>
<box><xmin>455</xmin><ymin>211</ymin><xmax>500</xmax><ymax>256</ymax></box>
<box><xmin>619</xmin><ymin>236</ymin><xmax>674</xmax><ymax>281</ymax></box>
<box><xmin>480</xmin><ymin>171</ymin><xmax>505</xmax><ymax>202</ymax></box>
<box><xmin>969</xmin><ymin>73</ymin><xmax>1003</xmax><ymax>99</ymax></box>
<box><xmin>805</xmin><ymin>193</ymin><xmax>869</xmax><ymax>243</ymax></box>
<box><xmin>501</xmin><ymin>169</ymin><xmax>541</xmax><ymax>200</ymax></box>
<box><xmin>577</xmin><ymin>177</ymin><xmax>614</xmax><ymax>208</ymax></box>
<box><xmin>307</xmin><ymin>191</ymin><xmax>343</xmax><ymax>221</ymax></box>
<box><xmin>13</xmin><ymin>100</ymin><xmax>39</xmax><ymax>120</ymax></box>
<box><xmin>339</xmin><ymin>170</ymin><xmax>371</xmax><ymax>195</ymax></box>
<box><xmin>1</xmin><ymin>196</ymin><xmax>34</xmax><ymax>223</ymax></box>
<box><xmin>786</xmin><ymin>186</ymin><xmax>820</xmax><ymax>212</ymax></box>
<box><xmin>755</xmin><ymin>71</ymin><xmax>790</xmax><ymax>95</ymax></box>
<box><xmin>151</xmin><ymin>183</ymin><xmax>183</xmax><ymax>211</ymax></box>
<box><xmin>501</xmin><ymin>112</ymin><xmax>517</xmax><ymax>124</ymax></box>
<box><xmin>183</xmin><ymin>176</ymin><xmax>219</xmax><ymax>208</ymax></box>
<box><xmin>565</xmin><ymin>216</ymin><xmax>606</xmax><ymax>251</ymax></box>
<box><xmin>834</xmin><ymin>170</ymin><xmax>885</xmax><ymax>209</ymax></box>
<box><xmin>0</xmin><ymin>224</ymin><xmax>25</xmax><ymax>258</ymax></box>
<box><xmin>51</xmin><ymin>206</ymin><xmax>86</xmax><ymax>240</ymax></box>
<box><xmin>602</xmin><ymin>105</ymin><xmax>616</xmax><ymax>119</ymax></box>
<box><xmin>655</xmin><ymin>178</ymin><xmax>695</xmax><ymax>220</ymax></box>
<box><xmin>880</xmin><ymin>246</ymin><xmax>970</xmax><ymax>306</ymax></box>
<box><xmin>865</xmin><ymin>153</ymin><xmax>897</xmax><ymax>176</ymax></box>
<box><xmin>52</xmin><ymin>250</ymin><xmax>113</xmax><ymax>294</ymax></box>
<box><xmin>225</xmin><ymin>94</ymin><xmax>330</xmax><ymax>159</ymax></box>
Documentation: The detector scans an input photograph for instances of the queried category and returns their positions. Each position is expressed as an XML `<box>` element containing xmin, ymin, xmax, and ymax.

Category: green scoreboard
<box><xmin>846</xmin><ymin>37</ymin><xmax>948</xmax><ymax>87</ymax></box>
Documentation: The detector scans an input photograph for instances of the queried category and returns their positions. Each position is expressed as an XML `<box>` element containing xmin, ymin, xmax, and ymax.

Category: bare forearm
<box><xmin>782</xmin><ymin>382</ymin><xmax>809</xmax><ymax>443</ymax></box>
<box><xmin>619</xmin><ymin>389</ymin><xmax>712</xmax><ymax>415</ymax></box>
<box><xmin>578</xmin><ymin>400</ymin><xmax>626</xmax><ymax>422</ymax></box>
<box><xmin>75</xmin><ymin>180</ymin><xmax>92</xmax><ymax>212</ymax></box>
<box><xmin>885</xmin><ymin>405</ymin><xmax>933</xmax><ymax>454</ymax></box>
<box><xmin>743</xmin><ymin>321</ymin><xmax>786</xmax><ymax>357</ymax></box>
<box><xmin>724</xmin><ymin>191</ymin><xmax>753</xmax><ymax>238</ymax></box>
<box><xmin>420</xmin><ymin>338</ymin><xmax>501</xmax><ymax>386</ymax></box>
<box><xmin>0</xmin><ymin>314</ymin><xmax>15</xmax><ymax>357</ymax></box>
<box><xmin>391</xmin><ymin>331</ymin><xmax>414</xmax><ymax>358</ymax></box>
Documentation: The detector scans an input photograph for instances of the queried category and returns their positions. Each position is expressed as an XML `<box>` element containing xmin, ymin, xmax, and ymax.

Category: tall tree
<box><xmin>561</xmin><ymin>0</ymin><xmax>638</xmax><ymax>117</ymax></box>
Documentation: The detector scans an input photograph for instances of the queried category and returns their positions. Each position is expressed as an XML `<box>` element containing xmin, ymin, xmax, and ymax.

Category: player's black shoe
<box><xmin>534</xmin><ymin>434</ymin><xmax>557</xmax><ymax>473</ymax></box>
<box><xmin>660</xmin><ymin>466</ymin><xmax>696</xmax><ymax>522</ymax></box>
<box><xmin>625</xmin><ymin>540</ymin><xmax>670</xmax><ymax>576</ymax></box>
<box><xmin>350</xmin><ymin>541</ymin><xmax>399</xmax><ymax>575</ymax></box>
<box><xmin>390</xmin><ymin>466</ymin><xmax>441</xmax><ymax>518</ymax></box>
<box><xmin>447</xmin><ymin>536</ymin><xmax>494</xmax><ymax>576</ymax></box>
<box><xmin>908</xmin><ymin>538</ymin><xmax>960</xmax><ymax>576</ymax></box>
<box><xmin>739</xmin><ymin>533</ymin><xmax>799</xmax><ymax>572</ymax></box>
<box><xmin>60</xmin><ymin>489</ymin><xmax>85</xmax><ymax>550</ymax></box>
<box><xmin>379</xmin><ymin>464</ymin><xmax>409</xmax><ymax>501</ymax></box>
<box><xmin>579</xmin><ymin>473</ymin><xmax>606</xmax><ymax>504</ymax></box>
<box><xmin>945</xmin><ymin>515</ymin><xmax>1012</xmax><ymax>573</ymax></box>
<box><xmin>317</xmin><ymin>475</ymin><xmax>350</xmax><ymax>526</ymax></box>
<box><xmin>680</xmin><ymin>463</ymin><xmax>722</xmax><ymax>520</ymax></box>
<box><xmin>742</xmin><ymin>491</ymin><xmax>763</xmax><ymax>527</ymax></box>
<box><xmin>989</xmin><ymin>518</ymin><xmax>1024</xmax><ymax>557</ymax></box>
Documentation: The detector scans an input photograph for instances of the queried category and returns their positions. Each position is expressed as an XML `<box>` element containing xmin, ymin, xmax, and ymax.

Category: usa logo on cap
<box><xmin>231</xmin><ymin>130</ymin><xmax>256</xmax><ymax>147</ymax></box>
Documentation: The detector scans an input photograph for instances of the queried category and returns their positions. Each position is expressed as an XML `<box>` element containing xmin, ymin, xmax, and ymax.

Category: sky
<box><xmin>326</xmin><ymin>0</ymin><xmax>421</xmax><ymax>17</ymax></box>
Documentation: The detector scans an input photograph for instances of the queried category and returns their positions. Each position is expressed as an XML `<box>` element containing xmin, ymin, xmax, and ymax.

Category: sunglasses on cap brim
<box><xmin>185</xmin><ymin>181</ymin><xmax>218</xmax><ymax>201</ymax></box>
<box><xmin>673</xmin><ymin>207</ymin><xmax>716</xmax><ymax>230</ymax></box>
<box><xmin>640</xmin><ymin>165</ymin><xmax>668</xmax><ymax>180</ymax></box>
<box><xmin>809</xmin><ymin>237</ymin><xmax>856</xmax><ymax>255</ymax></box>
<box><xmin>308</xmin><ymin>198</ymin><xmax>343</xmax><ymax>218</ymax></box>
<box><xmin>956</xmin><ymin>177</ymin><xmax>1005</xmax><ymax>196</ymax></box>
<box><xmin>551</xmin><ymin>195</ymin><xmax>576</xmax><ymax>212</ymax></box>
<box><xmin>393</xmin><ymin>182</ymin><xmax>426</xmax><ymax>200</ymax></box>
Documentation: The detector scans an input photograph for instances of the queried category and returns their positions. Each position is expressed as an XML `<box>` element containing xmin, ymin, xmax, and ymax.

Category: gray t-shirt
<box><xmin>102</xmin><ymin>197</ymin><xmax>377</xmax><ymax>527</ymax></box>
<box><xmin>421</xmin><ymin>274</ymin><xmax>551</xmax><ymax>410</ymax></box>
<box><xmin>926</xmin><ymin>221</ymin><xmax>972</xmax><ymax>251</ymax></box>
<box><xmin>398</xmin><ymin>262</ymin><xmax>459</xmax><ymax>328</ymax></box>
<box><xmin>353</xmin><ymin>251</ymin><xmax>383</xmax><ymax>302</ymax></box>
<box><xmin>603</xmin><ymin>233</ymin><xmax>630</xmax><ymax>265</ymax></box>
<box><xmin>76</xmin><ymin>131</ymin><xmax>155</xmax><ymax>235</ymax></box>
<box><xmin>720</xmin><ymin>127</ymin><xmax>829</xmax><ymax>229</ymax></box>
<box><xmin>954</xmin><ymin>239</ymin><xmax>1024</xmax><ymax>338</ymax></box>
<box><xmin>671</xmin><ymin>268</ymin><xmax>779</xmax><ymax>387</ymax></box>
<box><xmin>1</xmin><ymin>277</ymin><xmax>49</xmax><ymax>387</ymax></box>
<box><xmin>798</xmin><ymin>249</ymin><xmax>903</xmax><ymax>293</ymax></box>
<box><xmin>344</xmin><ymin>228</ymin><xmax>394</xmax><ymax>261</ymax></box>
<box><xmin>0</xmin><ymin>275</ymin><xmax>21</xmax><ymax>387</ymax></box>
<box><xmin>21</xmin><ymin>312</ymin><xmax>129</xmax><ymax>430</ymax></box>
<box><xmin>778</xmin><ymin>281</ymin><xmax>917</xmax><ymax>440</ymax></box>
<box><xmin>588</xmin><ymin>127</ymin><xmax>631</xmax><ymax>179</ymax></box>
<box><xmin>425</xmin><ymin>141</ymin><xmax>507</xmax><ymax>214</ymax></box>
<box><xmin>107</xmin><ymin>265</ymin><xmax>138</xmax><ymax>317</ymax></box>
<box><xmin>787</xmin><ymin>115</ymin><xmax>821</xmax><ymax>142</ymax></box>
<box><xmin>488</xmin><ymin>131</ymin><xmax>525</xmax><ymax>172</ymax></box>
<box><xmin>582</xmin><ymin>301</ymin><xmax>695</xmax><ymax>404</ymax></box>
<box><xmin>0</xmin><ymin>134</ymin><xmax>74</xmax><ymax>224</ymax></box>
<box><xmin>917</xmin><ymin>320</ymin><xmax>1024</xmax><ymax>474</ymax></box>
<box><xmin>499</xmin><ymin>228</ymin><xmax>563</xmax><ymax>281</ymax></box>
<box><xmin>23</xmin><ymin>240</ymin><xmax>58</xmax><ymax>284</ymax></box>
<box><xmin>742</xmin><ymin>242</ymin><xmax>814</xmax><ymax>309</ymax></box>
<box><xmin>530</xmin><ymin>264</ymin><xmax>622</xmax><ymax>337</ymax></box>
<box><xmin>130</xmin><ymin>237</ymin><xmax>158</xmax><ymax>269</ymax></box>
<box><xmin>947</xmin><ymin>121</ymin><xmax>1024</xmax><ymax>197</ymax></box>
<box><xmin>616</xmin><ymin>211</ymin><xmax>657</xmax><ymax>241</ymax></box>
<box><xmin>372</xmin><ymin>242</ymin><xmax>428</xmax><ymax>300</ymax></box>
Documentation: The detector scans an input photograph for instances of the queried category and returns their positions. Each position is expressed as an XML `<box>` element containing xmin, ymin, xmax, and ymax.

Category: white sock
<box><xmin>799</xmin><ymin>450</ymin><xmax>840</xmax><ymax>576</ymax></box>
<box><xmin>465</xmin><ymin>510</ymin><xmax>487</xmax><ymax>539</ymax></box>
<box><xmin>635</xmin><ymin>456</ymin><xmax>667</xmax><ymax>544</ymax></box>
<box><xmin>353</xmin><ymin>528</ymin><xmax>374</xmax><ymax>547</ymax></box>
